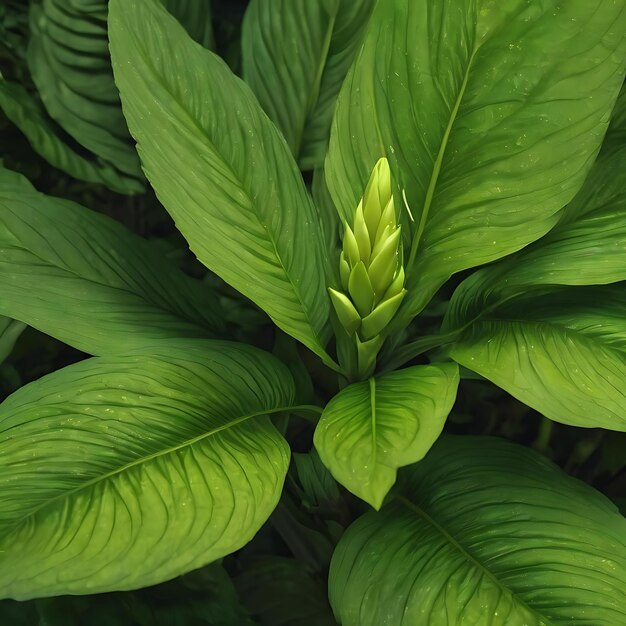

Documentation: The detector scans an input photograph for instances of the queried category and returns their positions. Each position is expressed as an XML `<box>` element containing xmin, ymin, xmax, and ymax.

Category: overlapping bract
<box><xmin>329</xmin><ymin>158</ymin><xmax>406</xmax><ymax>377</ymax></box>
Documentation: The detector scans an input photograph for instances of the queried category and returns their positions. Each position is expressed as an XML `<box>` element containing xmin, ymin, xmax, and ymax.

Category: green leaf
<box><xmin>0</xmin><ymin>339</ymin><xmax>295</xmax><ymax>599</ymax></box>
<box><xmin>0</xmin><ymin>79</ymin><xmax>142</xmax><ymax>194</ymax></box>
<box><xmin>329</xmin><ymin>435</ymin><xmax>626</xmax><ymax>626</ymax></box>
<box><xmin>326</xmin><ymin>0</ymin><xmax>626</xmax><ymax>324</ymax></box>
<box><xmin>109</xmin><ymin>0</ymin><xmax>333</xmax><ymax>365</ymax></box>
<box><xmin>446</xmin><ymin>286</ymin><xmax>626</xmax><ymax>430</ymax></box>
<box><xmin>314</xmin><ymin>363</ymin><xmax>459</xmax><ymax>508</ymax></box>
<box><xmin>236</xmin><ymin>557</ymin><xmax>335</xmax><ymax>626</ymax></box>
<box><xmin>449</xmin><ymin>112</ymin><xmax>626</xmax><ymax>300</ymax></box>
<box><xmin>242</xmin><ymin>0</ymin><xmax>375</xmax><ymax>170</ymax></box>
<box><xmin>0</xmin><ymin>168</ymin><xmax>223</xmax><ymax>355</ymax></box>
<box><xmin>27</xmin><ymin>0</ymin><xmax>144</xmax><ymax>183</ymax></box>
<box><xmin>0</xmin><ymin>316</ymin><xmax>25</xmax><ymax>365</ymax></box>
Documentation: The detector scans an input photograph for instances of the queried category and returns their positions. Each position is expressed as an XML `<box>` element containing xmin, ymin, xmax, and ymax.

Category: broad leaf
<box><xmin>0</xmin><ymin>80</ymin><xmax>142</xmax><ymax>194</ymax></box>
<box><xmin>326</xmin><ymin>0</ymin><xmax>626</xmax><ymax>323</ymax></box>
<box><xmin>109</xmin><ymin>0</ymin><xmax>333</xmax><ymax>364</ymax></box>
<box><xmin>314</xmin><ymin>363</ymin><xmax>459</xmax><ymax>508</ymax></box>
<box><xmin>242</xmin><ymin>0</ymin><xmax>374</xmax><ymax>169</ymax></box>
<box><xmin>446</xmin><ymin>286</ymin><xmax>626</xmax><ymax>430</ymax></box>
<box><xmin>330</xmin><ymin>435</ymin><xmax>626</xmax><ymax>625</ymax></box>
<box><xmin>0</xmin><ymin>168</ymin><xmax>223</xmax><ymax>355</ymax></box>
<box><xmin>28</xmin><ymin>0</ymin><xmax>144</xmax><ymax>184</ymax></box>
<box><xmin>0</xmin><ymin>340</ymin><xmax>295</xmax><ymax>599</ymax></box>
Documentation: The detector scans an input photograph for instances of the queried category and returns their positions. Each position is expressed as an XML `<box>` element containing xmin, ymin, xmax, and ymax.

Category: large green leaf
<box><xmin>242</xmin><ymin>0</ymin><xmax>374</xmax><ymax>170</ymax></box>
<box><xmin>0</xmin><ymin>340</ymin><xmax>295</xmax><ymax>599</ymax></box>
<box><xmin>0</xmin><ymin>79</ymin><xmax>142</xmax><ymax>194</ymax></box>
<box><xmin>109</xmin><ymin>0</ymin><xmax>333</xmax><ymax>365</ymax></box>
<box><xmin>330</xmin><ymin>435</ymin><xmax>626</xmax><ymax>625</ymax></box>
<box><xmin>27</xmin><ymin>0</ymin><xmax>144</xmax><ymax>185</ymax></box>
<box><xmin>314</xmin><ymin>363</ymin><xmax>459</xmax><ymax>508</ymax></box>
<box><xmin>326</xmin><ymin>0</ymin><xmax>626</xmax><ymax>324</ymax></box>
<box><xmin>0</xmin><ymin>168</ymin><xmax>223</xmax><ymax>355</ymax></box>
<box><xmin>446</xmin><ymin>286</ymin><xmax>626</xmax><ymax>431</ymax></box>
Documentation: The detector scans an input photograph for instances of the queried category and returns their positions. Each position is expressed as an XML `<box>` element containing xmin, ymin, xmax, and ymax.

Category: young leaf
<box><xmin>0</xmin><ymin>339</ymin><xmax>295</xmax><ymax>599</ymax></box>
<box><xmin>314</xmin><ymin>363</ymin><xmax>459</xmax><ymax>509</ymax></box>
<box><xmin>109</xmin><ymin>0</ymin><xmax>333</xmax><ymax>364</ymax></box>
<box><xmin>326</xmin><ymin>0</ymin><xmax>626</xmax><ymax>322</ymax></box>
<box><xmin>446</xmin><ymin>286</ymin><xmax>626</xmax><ymax>431</ymax></box>
<box><xmin>329</xmin><ymin>435</ymin><xmax>626</xmax><ymax>626</ymax></box>
<box><xmin>242</xmin><ymin>0</ymin><xmax>375</xmax><ymax>169</ymax></box>
<box><xmin>0</xmin><ymin>168</ymin><xmax>223</xmax><ymax>355</ymax></box>
<box><xmin>0</xmin><ymin>80</ymin><xmax>142</xmax><ymax>194</ymax></box>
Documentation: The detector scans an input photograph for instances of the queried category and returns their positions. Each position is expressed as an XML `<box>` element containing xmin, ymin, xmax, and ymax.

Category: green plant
<box><xmin>1</xmin><ymin>0</ymin><xmax>626</xmax><ymax>623</ymax></box>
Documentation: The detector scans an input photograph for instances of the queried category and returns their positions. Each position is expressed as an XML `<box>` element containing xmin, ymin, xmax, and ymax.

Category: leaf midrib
<box><xmin>406</xmin><ymin>47</ymin><xmax>479</xmax><ymax>271</ymax></box>
<box><xmin>2</xmin><ymin>404</ymin><xmax>300</xmax><ymax>536</ymax></box>
<box><xmin>397</xmin><ymin>495</ymin><xmax>552</xmax><ymax>625</ymax></box>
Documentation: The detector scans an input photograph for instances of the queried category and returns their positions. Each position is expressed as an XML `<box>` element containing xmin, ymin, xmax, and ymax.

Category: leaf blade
<box><xmin>314</xmin><ymin>363</ymin><xmax>459</xmax><ymax>508</ymax></box>
<box><xmin>329</xmin><ymin>436</ymin><xmax>626</xmax><ymax>625</ymax></box>
<box><xmin>242</xmin><ymin>0</ymin><xmax>374</xmax><ymax>169</ymax></box>
<box><xmin>109</xmin><ymin>0</ymin><xmax>332</xmax><ymax>362</ymax></box>
<box><xmin>0</xmin><ymin>339</ymin><xmax>295</xmax><ymax>599</ymax></box>
<box><xmin>0</xmin><ymin>168</ymin><xmax>223</xmax><ymax>355</ymax></box>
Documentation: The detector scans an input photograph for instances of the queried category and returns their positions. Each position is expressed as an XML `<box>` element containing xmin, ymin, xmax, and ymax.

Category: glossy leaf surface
<box><xmin>330</xmin><ymin>436</ymin><xmax>626</xmax><ymax>625</ymax></box>
<box><xmin>242</xmin><ymin>0</ymin><xmax>374</xmax><ymax>169</ymax></box>
<box><xmin>109</xmin><ymin>0</ymin><xmax>332</xmax><ymax>362</ymax></box>
<box><xmin>0</xmin><ymin>169</ymin><xmax>222</xmax><ymax>355</ymax></box>
<box><xmin>326</xmin><ymin>0</ymin><xmax>626</xmax><ymax>322</ymax></box>
<box><xmin>0</xmin><ymin>340</ymin><xmax>294</xmax><ymax>599</ymax></box>
<box><xmin>315</xmin><ymin>363</ymin><xmax>459</xmax><ymax>508</ymax></box>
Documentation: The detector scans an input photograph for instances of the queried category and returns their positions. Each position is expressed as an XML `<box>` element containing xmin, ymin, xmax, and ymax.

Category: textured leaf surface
<box><xmin>109</xmin><ymin>0</ymin><xmax>332</xmax><ymax>362</ymax></box>
<box><xmin>330</xmin><ymin>435</ymin><xmax>626</xmax><ymax>626</ymax></box>
<box><xmin>0</xmin><ymin>80</ymin><xmax>142</xmax><ymax>193</ymax></box>
<box><xmin>242</xmin><ymin>0</ymin><xmax>374</xmax><ymax>169</ymax></box>
<box><xmin>326</xmin><ymin>0</ymin><xmax>626</xmax><ymax>322</ymax></box>
<box><xmin>446</xmin><ymin>286</ymin><xmax>626</xmax><ymax>430</ymax></box>
<box><xmin>0</xmin><ymin>340</ymin><xmax>295</xmax><ymax>599</ymax></box>
<box><xmin>0</xmin><ymin>168</ymin><xmax>222</xmax><ymax>355</ymax></box>
<box><xmin>447</xmin><ymin>96</ymin><xmax>626</xmax><ymax>303</ymax></box>
<box><xmin>314</xmin><ymin>364</ymin><xmax>459</xmax><ymax>508</ymax></box>
<box><xmin>28</xmin><ymin>0</ymin><xmax>143</xmax><ymax>185</ymax></box>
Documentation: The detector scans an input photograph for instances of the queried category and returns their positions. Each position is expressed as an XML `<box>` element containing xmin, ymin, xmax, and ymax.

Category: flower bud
<box><xmin>329</xmin><ymin>157</ymin><xmax>407</xmax><ymax>377</ymax></box>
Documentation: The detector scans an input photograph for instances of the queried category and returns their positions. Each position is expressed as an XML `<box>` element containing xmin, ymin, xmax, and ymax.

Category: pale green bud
<box><xmin>329</xmin><ymin>157</ymin><xmax>407</xmax><ymax>378</ymax></box>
